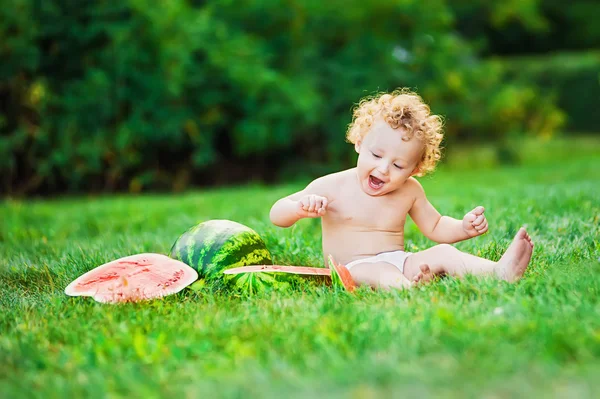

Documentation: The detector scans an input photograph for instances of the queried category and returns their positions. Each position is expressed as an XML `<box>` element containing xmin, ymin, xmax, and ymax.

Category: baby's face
<box><xmin>355</xmin><ymin>119</ymin><xmax>423</xmax><ymax>197</ymax></box>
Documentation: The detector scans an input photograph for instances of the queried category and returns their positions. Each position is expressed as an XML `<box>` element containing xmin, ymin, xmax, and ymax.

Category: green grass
<box><xmin>1</xmin><ymin>135</ymin><xmax>599</xmax><ymax>398</ymax></box>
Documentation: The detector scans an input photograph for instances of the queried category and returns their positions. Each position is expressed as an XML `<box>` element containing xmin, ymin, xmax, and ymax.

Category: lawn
<box><xmin>1</xmin><ymin>135</ymin><xmax>599</xmax><ymax>398</ymax></box>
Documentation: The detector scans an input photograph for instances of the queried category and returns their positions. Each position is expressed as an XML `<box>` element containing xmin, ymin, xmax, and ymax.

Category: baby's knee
<box><xmin>347</xmin><ymin>261</ymin><xmax>402</xmax><ymax>289</ymax></box>
<box><xmin>428</xmin><ymin>244</ymin><xmax>462</xmax><ymax>263</ymax></box>
<box><xmin>433</xmin><ymin>243</ymin><xmax>457</xmax><ymax>254</ymax></box>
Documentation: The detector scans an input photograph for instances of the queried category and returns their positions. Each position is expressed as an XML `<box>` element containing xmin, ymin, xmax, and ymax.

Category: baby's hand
<box><xmin>462</xmin><ymin>206</ymin><xmax>488</xmax><ymax>237</ymax></box>
<box><xmin>296</xmin><ymin>194</ymin><xmax>328</xmax><ymax>218</ymax></box>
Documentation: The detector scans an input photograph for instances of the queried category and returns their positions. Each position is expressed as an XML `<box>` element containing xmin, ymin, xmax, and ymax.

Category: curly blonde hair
<box><xmin>346</xmin><ymin>88</ymin><xmax>444</xmax><ymax>176</ymax></box>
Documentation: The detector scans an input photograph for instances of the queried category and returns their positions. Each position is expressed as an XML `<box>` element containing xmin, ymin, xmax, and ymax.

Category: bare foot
<box><xmin>412</xmin><ymin>264</ymin><xmax>435</xmax><ymax>286</ymax></box>
<box><xmin>496</xmin><ymin>228</ymin><xmax>534</xmax><ymax>282</ymax></box>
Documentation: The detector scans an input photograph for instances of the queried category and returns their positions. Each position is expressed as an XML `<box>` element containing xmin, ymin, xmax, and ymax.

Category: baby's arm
<box><xmin>269</xmin><ymin>176</ymin><xmax>331</xmax><ymax>228</ymax></box>
<box><xmin>407</xmin><ymin>179</ymin><xmax>488</xmax><ymax>244</ymax></box>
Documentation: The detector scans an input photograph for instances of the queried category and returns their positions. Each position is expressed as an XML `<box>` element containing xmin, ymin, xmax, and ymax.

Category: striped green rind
<box><xmin>328</xmin><ymin>256</ymin><xmax>344</xmax><ymax>290</ymax></box>
<box><xmin>169</xmin><ymin>220</ymin><xmax>273</xmax><ymax>286</ymax></box>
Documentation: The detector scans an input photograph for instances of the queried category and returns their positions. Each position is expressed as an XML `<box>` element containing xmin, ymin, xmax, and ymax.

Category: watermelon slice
<box><xmin>222</xmin><ymin>255</ymin><xmax>357</xmax><ymax>292</ymax></box>
<box><xmin>65</xmin><ymin>253</ymin><xmax>198</xmax><ymax>303</ymax></box>
<box><xmin>327</xmin><ymin>255</ymin><xmax>356</xmax><ymax>292</ymax></box>
<box><xmin>223</xmin><ymin>265</ymin><xmax>332</xmax><ymax>276</ymax></box>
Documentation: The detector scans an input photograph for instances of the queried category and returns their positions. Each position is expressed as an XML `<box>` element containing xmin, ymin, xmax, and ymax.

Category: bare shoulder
<box><xmin>399</xmin><ymin>177</ymin><xmax>428</xmax><ymax>206</ymax></box>
<box><xmin>404</xmin><ymin>177</ymin><xmax>425</xmax><ymax>196</ymax></box>
<box><xmin>309</xmin><ymin>169</ymin><xmax>353</xmax><ymax>196</ymax></box>
<box><xmin>290</xmin><ymin>168</ymin><xmax>353</xmax><ymax>200</ymax></box>
<box><xmin>327</xmin><ymin>168</ymin><xmax>355</xmax><ymax>186</ymax></box>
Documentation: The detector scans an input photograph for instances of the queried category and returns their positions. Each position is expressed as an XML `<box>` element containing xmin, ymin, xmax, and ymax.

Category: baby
<box><xmin>269</xmin><ymin>89</ymin><xmax>534</xmax><ymax>290</ymax></box>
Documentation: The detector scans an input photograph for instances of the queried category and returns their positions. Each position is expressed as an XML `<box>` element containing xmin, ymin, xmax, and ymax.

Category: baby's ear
<box><xmin>354</xmin><ymin>141</ymin><xmax>361</xmax><ymax>153</ymax></box>
<box><xmin>411</xmin><ymin>166</ymin><xmax>420</xmax><ymax>176</ymax></box>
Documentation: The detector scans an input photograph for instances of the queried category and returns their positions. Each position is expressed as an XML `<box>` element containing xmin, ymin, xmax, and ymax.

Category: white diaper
<box><xmin>345</xmin><ymin>250</ymin><xmax>412</xmax><ymax>273</ymax></box>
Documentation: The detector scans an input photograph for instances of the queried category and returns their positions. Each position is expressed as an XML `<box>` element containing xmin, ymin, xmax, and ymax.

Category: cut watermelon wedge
<box><xmin>222</xmin><ymin>256</ymin><xmax>357</xmax><ymax>292</ymax></box>
<box><xmin>327</xmin><ymin>255</ymin><xmax>357</xmax><ymax>292</ymax></box>
<box><xmin>65</xmin><ymin>253</ymin><xmax>198</xmax><ymax>303</ymax></box>
<box><xmin>223</xmin><ymin>265</ymin><xmax>332</xmax><ymax>276</ymax></box>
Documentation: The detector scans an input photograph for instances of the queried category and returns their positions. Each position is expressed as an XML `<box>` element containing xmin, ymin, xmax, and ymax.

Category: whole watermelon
<box><xmin>169</xmin><ymin>220</ymin><xmax>281</xmax><ymax>293</ymax></box>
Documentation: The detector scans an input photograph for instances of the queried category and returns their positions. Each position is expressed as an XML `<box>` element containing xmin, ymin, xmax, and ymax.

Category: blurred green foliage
<box><xmin>452</xmin><ymin>0</ymin><xmax>600</xmax><ymax>55</ymax></box>
<box><xmin>500</xmin><ymin>51</ymin><xmax>600</xmax><ymax>133</ymax></box>
<box><xmin>451</xmin><ymin>0</ymin><xmax>600</xmax><ymax>134</ymax></box>
<box><xmin>0</xmin><ymin>0</ymin><xmax>579</xmax><ymax>195</ymax></box>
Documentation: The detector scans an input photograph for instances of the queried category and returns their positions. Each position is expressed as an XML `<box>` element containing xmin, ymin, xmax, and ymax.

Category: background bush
<box><xmin>499</xmin><ymin>51</ymin><xmax>600</xmax><ymax>133</ymax></box>
<box><xmin>2</xmin><ymin>0</ymin><xmax>595</xmax><ymax>196</ymax></box>
<box><xmin>452</xmin><ymin>0</ymin><xmax>600</xmax><ymax>55</ymax></box>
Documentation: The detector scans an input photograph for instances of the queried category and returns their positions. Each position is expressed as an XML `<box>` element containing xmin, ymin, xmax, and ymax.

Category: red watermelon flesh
<box><xmin>327</xmin><ymin>255</ymin><xmax>357</xmax><ymax>292</ymax></box>
<box><xmin>65</xmin><ymin>253</ymin><xmax>198</xmax><ymax>303</ymax></box>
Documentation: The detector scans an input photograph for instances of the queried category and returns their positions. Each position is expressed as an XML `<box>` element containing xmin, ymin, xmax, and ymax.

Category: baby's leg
<box><xmin>349</xmin><ymin>262</ymin><xmax>432</xmax><ymax>290</ymax></box>
<box><xmin>403</xmin><ymin>228</ymin><xmax>534</xmax><ymax>282</ymax></box>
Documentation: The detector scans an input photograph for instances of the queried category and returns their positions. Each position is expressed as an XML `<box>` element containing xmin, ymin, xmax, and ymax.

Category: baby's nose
<box><xmin>378</xmin><ymin>162</ymin><xmax>390</xmax><ymax>174</ymax></box>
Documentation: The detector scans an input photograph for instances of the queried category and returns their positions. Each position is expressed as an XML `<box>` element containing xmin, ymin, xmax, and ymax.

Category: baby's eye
<box><xmin>371</xmin><ymin>152</ymin><xmax>381</xmax><ymax>159</ymax></box>
<box><xmin>394</xmin><ymin>164</ymin><xmax>403</xmax><ymax>170</ymax></box>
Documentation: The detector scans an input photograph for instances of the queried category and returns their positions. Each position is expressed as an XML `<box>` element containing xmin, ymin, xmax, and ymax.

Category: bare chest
<box><xmin>326</xmin><ymin>192</ymin><xmax>413</xmax><ymax>231</ymax></box>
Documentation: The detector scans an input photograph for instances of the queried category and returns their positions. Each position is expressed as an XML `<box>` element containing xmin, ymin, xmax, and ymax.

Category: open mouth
<box><xmin>368</xmin><ymin>175</ymin><xmax>385</xmax><ymax>190</ymax></box>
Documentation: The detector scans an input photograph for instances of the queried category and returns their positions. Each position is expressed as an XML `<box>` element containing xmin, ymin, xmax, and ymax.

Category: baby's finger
<box><xmin>321</xmin><ymin>197</ymin><xmax>328</xmax><ymax>210</ymax></box>
<box><xmin>472</xmin><ymin>214</ymin><xmax>485</xmax><ymax>226</ymax></box>
<box><xmin>464</xmin><ymin>213</ymin><xmax>476</xmax><ymax>223</ymax></box>
<box><xmin>315</xmin><ymin>197</ymin><xmax>324</xmax><ymax>210</ymax></box>
<box><xmin>308</xmin><ymin>195</ymin><xmax>316</xmax><ymax>212</ymax></box>
<box><xmin>477</xmin><ymin>220</ymin><xmax>488</xmax><ymax>231</ymax></box>
<box><xmin>299</xmin><ymin>199</ymin><xmax>308</xmax><ymax>212</ymax></box>
<box><xmin>478</xmin><ymin>224</ymin><xmax>489</xmax><ymax>234</ymax></box>
<box><xmin>470</xmin><ymin>206</ymin><xmax>485</xmax><ymax>216</ymax></box>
